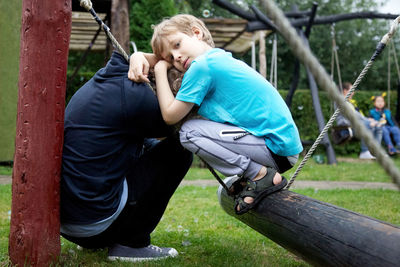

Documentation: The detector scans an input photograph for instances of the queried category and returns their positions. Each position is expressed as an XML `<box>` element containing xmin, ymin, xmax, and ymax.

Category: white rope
<box><xmin>78</xmin><ymin>0</ymin><xmax>157</xmax><ymax>97</ymax></box>
<box><xmin>330</xmin><ymin>24</ymin><xmax>343</xmax><ymax>92</ymax></box>
<box><xmin>269</xmin><ymin>34</ymin><xmax>278</xmax><ymax>88</ymax></box>
<box><xmin>388</xmin><ymin>44</ymin><xmax>391</xmax><ymax>110</ymax></box>
<box><xmin>259</xmin><ymin>0</ymin><xmax>400</xmax><ymax>189</ymax></box>
<box><xmin>382</xmin><ymin>18</ymin><xmax>400</xmax><ymax>45</ymax></box>
<box><xmin>78</xmin><ymin>0</ymin><xmax>129</xmax><ymax>62</ymax></box>
<box><xmin>79</xmin><ymin>0</ymin><xmax>92</xmax><ymax>11</ymax></box>
<box><xmin>391</xmin><ymin>41</ymin><xmax>400</xmax><ymax>81</ymax></box>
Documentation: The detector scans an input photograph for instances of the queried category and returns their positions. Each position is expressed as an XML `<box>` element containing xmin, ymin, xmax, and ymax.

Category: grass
<box><xmin>0</xmin><ymin>158</ymin><xmax>399</xmax><ymax>266</ymax></box>
<box><xmin>17</xmin><ymin>186</ymin><xmax>400</xmax><ymax>266</ymax></box>
<box><xmin>0</xmin><ymin>167</ymin><xmax>11</xmax><ymax>176</ymax></box>
<box><xmin>186</xmin><ymin>156</ymin><xmax>400</xmax><ymax>183</ymax></box>
<box><xmin>2</xmin><ymin>156</ymin><xmax>400</xmax><ymax>183</ymax></box>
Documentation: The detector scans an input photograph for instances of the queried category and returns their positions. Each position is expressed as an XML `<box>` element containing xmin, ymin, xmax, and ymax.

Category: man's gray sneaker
<box><xmin>108</xmin><ymin>244</ymin><xmax>178</xmax><ymax>262</ymax></box>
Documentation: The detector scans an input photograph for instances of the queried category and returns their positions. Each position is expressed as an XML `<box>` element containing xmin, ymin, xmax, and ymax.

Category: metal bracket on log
<box><xmin>217</xmin><ymin>177</ymin><xmax>400</xmax><ymax>266</ymax></box>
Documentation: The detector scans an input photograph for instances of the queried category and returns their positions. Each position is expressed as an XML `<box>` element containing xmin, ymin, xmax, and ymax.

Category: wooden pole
<box><xmin>218</xmin><ymin>179</ymin><xmax>400</xmax><ymax>267</ymax></box>
<box><xmin>258</xmin><ymin>31</ymin><xmax>266</xmax><ymax>78</ymax></box>
<box><xmin>111</xmin><ymin>0</ymin><xmax>130</xmax><ymax>54</ymax></box>
<box><xmin>9</xmin><ymin>0</ymin><xmax>71</xmax><ymax>265</ymax></box>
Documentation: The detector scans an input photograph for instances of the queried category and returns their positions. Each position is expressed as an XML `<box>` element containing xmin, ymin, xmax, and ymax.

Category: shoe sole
<box><xmin>108</xmin><ymin>249</ymin><xmax>178</xmax><ymax>262</ymax></box>
<box><xmin>108</xmin><ymin>255</ymin><xmax>170</xmax><ymax>262</ymax></box>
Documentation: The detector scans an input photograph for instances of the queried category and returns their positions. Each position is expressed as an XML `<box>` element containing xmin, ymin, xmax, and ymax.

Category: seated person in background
<box><xmin>336</xmin><ymin>82</ymin><xmax>382</xmax><ymax>159</ymax></box>
<box><xmin>370</xmin><ymin>93</ymin><xmax>400</xmax><ymax>155</ymax></box>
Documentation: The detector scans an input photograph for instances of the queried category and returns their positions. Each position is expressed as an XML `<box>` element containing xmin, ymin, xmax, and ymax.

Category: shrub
<box><xmin>284</xmin><ymin>89</ymin><xmax>398</xmax><ymax>156</ymax></box>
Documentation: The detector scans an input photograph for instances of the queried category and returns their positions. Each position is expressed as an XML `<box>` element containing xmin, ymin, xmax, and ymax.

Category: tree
<box><xmin>262</xmin><ymin>0</ymin><xmax>393</xmax><ymax>91</ymax></box>
<box><xmin>130</xmin><ymin>0</ymin><xmax>178</xmax><ymax>52</ymax></box>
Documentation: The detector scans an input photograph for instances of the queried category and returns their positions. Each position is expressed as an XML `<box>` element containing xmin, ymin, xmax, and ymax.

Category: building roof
<box><xmin>203</xmin><ymin>18</ymin><xmax>270</xmax><ymax>54</ymax></box>
<box><xmin>69</xmin><ymin>11</ymin><xmax>269</xmax><ymax>54</ymax></box>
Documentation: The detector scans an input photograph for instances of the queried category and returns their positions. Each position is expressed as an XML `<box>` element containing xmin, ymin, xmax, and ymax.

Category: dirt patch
<box><xmin>336</xmin><ymin>157</ymin><xmax>377</xmax><ymax>163</ymax></box>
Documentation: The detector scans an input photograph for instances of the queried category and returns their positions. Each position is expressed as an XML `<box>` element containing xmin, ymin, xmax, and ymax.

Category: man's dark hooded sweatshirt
<box><xmin>61</xmin><ymin>52</ymin><xmax>171</xmax><ymax>224</ymax></box>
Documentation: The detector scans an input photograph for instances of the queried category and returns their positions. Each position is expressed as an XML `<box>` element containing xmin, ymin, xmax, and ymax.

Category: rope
<box><xmin>259</xmin><ymin>0</ymin><xmax>400</xmax><ymax>189</ymax></box>
<box><xmin>391</xmin><ymin>41</ymin><xmax>400</xmax><ymax>80</ymax></box>
<box><xmin>269</xmin><ymin>34</ymin><xmax>278</xmax><ymax>88</ymax></box>
<box><xmin>78</xmin><ymin>0</ymin><xmax>233</xmax><ymax>191</ymax></box>
<box><xmin>78</xmin><ymin>0</ymin><xmax>129</xmax><ymax>62</ymax></box>
<box><xmin>388</xmin><ymin>43</ymin><xmax>391</xmax><ymax>110</ymax></box>
<box><xmin>332</xmin><ymin>24</ymin><xmax>343</xmax><ymax>92</ymax></box>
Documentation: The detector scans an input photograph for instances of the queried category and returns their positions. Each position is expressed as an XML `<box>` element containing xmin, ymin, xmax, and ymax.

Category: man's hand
<box><xmin>128</xmin><ymin>52</ymin><xmax>158</xmax><ymax>83</ymax></box>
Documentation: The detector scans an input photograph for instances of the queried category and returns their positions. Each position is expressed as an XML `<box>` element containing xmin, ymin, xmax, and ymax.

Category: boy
<box><xmin>129</xmin><ymin>14</ymin><xmax>302</xmax><ymax>214</ymax></box>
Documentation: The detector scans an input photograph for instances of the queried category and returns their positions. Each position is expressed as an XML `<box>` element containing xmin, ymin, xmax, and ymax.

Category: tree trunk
<box><xmin>9</xmin><ymin>0</ymin><xmax>71</xmax><ymax>265</ymax></box>
<box><xmin>111</xmin><ymin>0</ymin><xmax>130</xmax><ymax>55</ymax></box>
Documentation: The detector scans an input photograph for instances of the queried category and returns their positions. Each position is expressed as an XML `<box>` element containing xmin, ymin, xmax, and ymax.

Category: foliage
<box><xmin>68</xmin><ymin>0</ymin><xmax>400</xmax><ymax>92</ymax></box>
<box><xmin>229</xmin><ymin>0</ymin><xmax>398</xmax><ymax>91</ymax></box>
<box><xmin>175</xmin><ymin>0</ymin><xmax>259</xmax><ymax>19</ymax></box>
<box><xmin>65</xmin><ymin>70</ymin><xmax>96</xmax><ymax>104</ymax></box>
<box><xmin>129</xmin><ymin>0</ymin><xmax>178</xmax><ymax>52</ymax></box>
<box><xmin>281</xmin><ymin>89</ymin><xmax>398</xmax><ymax>156</ymax></box>
<box><xmin>64</xmin><ymin>0</ymin><xmax>400</xmax><ymax>156</ymax></box>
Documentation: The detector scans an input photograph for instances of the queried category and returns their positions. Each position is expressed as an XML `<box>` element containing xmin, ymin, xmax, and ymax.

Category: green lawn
<box><xmin>58</xmin><ymin>186</ymin><xmax>398</xmax><ymax>266</ymax></box>
<box><xmin>186</xmin><ymin>156</ymin><xmax>399</xmax><ymax>183</ymax></box>
<box><xmin>0</xmin><ymin>166</ymin><xmax>11</xmax><ymax>176</ymax></box>
<box><xmin>0</xmin><ymin>158</ymin><xmax>399</xmax><ymax>266</ymax></box>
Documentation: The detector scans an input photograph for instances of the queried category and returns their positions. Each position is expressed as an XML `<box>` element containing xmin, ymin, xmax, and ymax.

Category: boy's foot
<box><xmin>108</xmin><ymin>244</ymin><xmax>178</xmax><ymax>262</ymax></box>
<box><xmin>234</xmin><ymin>167</ymin><xmax>287</xmax><ymax>215</ymax></box>
<box><xmin>359</xmin><ymin>150</ymin><xmax>376</xmax><ymax>159</ymax></box>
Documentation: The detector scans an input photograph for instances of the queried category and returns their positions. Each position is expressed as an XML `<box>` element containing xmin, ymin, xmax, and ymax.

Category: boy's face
<box><xmin>161</xmin><ymin>27</ymin><xmax>210</xmax><ymax>72</ymax></box>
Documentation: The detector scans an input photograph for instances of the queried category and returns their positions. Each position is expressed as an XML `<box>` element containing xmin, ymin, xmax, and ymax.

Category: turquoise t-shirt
<box><xmin>176</xmin><ymin>48</ymin><xmax>303</xmax><ymax>156</ymax></box>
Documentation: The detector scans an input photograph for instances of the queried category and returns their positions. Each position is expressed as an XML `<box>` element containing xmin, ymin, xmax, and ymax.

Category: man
<box><xmin>60</xmin><ymin>51</ymin><xmax>193</xmax><ymax>262</ymax></box>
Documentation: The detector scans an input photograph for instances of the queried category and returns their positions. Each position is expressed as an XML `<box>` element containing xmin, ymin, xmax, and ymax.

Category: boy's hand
<box><xmin>154</xmin><ymin>60</ymin><xmax>173</xmax><ymax>72</ymax></box>
<box><xmin>128</xmin><ymin>52</ymin><xmax>151</xmax><ymax>83</ymax></box>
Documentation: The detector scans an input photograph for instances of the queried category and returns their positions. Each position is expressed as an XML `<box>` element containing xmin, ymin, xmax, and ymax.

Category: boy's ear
<box><xmin>192</xmin><ymin>26</ymin><xmax>203</xmax><ymax>40</ymax></box>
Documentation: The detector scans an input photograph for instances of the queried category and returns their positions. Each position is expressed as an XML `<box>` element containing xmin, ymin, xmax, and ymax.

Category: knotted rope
<box><xmin>259</xmin><ymin>0</ymin><xmax>400</xmax><ymax>189</ymax></box>
<box><xmin>79</xmin><ymin>0</ymin><xmax>129</xmax><ymax>62</ymax></box>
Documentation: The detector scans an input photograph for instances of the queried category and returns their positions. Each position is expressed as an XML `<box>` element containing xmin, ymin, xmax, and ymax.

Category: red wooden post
<box><xmin>9</xmin><ymin>0</ymin><xmax>71</xmax><ymax>265</ymax></box>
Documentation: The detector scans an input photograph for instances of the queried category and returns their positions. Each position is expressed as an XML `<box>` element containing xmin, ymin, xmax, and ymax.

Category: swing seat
<box><xmin>331</xmin><ymin>125</ymin><xmax>354</xmax><ymax>145</ymax></box>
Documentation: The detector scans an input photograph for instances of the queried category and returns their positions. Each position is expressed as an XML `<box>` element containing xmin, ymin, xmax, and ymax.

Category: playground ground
<box><xmin>1</xmin><ymin>157</ymin><xmax>399</xmax><ymax>190</ymax></box>
<box><xmin>0</xmin><ymin>156</ymin><xmax>399</xmax><ymax>266</ymax></box>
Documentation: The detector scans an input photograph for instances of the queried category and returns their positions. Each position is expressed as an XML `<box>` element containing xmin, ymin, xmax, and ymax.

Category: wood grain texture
<box><xmin>9</xmin><ymin>0</ymin><xmax>71</xmax><ymax>265</ymax></box>
<box><xmin>218</xmin><ymin>183</ymin><xmax>400</xmax><ymax>266</ymax></box>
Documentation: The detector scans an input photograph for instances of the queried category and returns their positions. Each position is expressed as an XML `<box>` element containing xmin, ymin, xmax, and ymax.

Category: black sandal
<box><xmin>234</xmin><ymin>167</ymin><xmax>287</xmax><ymax>215</ymax></box>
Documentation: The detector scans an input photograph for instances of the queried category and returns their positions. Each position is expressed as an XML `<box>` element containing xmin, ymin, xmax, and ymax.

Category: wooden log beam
<box><xmin>217</xmin><ymin>178</ymin><xmax>400</xmax><ymax>267</ymax></box>
<box><xmin>9</xmin><ymin>0</ymin><xmax>71</xmax><ymax>265</ymax></box>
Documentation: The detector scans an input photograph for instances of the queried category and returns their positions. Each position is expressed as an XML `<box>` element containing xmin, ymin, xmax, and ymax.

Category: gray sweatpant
<box><xmin>179</xmin><ymin>119</ymin><xmax>298</xmax><ymax>180</ymax></box>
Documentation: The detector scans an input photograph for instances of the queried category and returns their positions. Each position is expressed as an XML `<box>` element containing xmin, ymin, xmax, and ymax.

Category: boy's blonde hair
<box><xmin>151</xmin><ymin>14</ymin><xmax>215</xmax><ymax>58</ymax></box>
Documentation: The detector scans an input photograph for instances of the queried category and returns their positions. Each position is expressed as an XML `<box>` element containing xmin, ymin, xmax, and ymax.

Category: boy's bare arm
<box><xmin>154</xmin><ymin>61</ymin><xmax>194</xmax><ymax>125</ymax></box>
<box><xmin>128</xmin><ymin>52</ymin><xmax>158</xmax><ymax>82</ymax></box>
